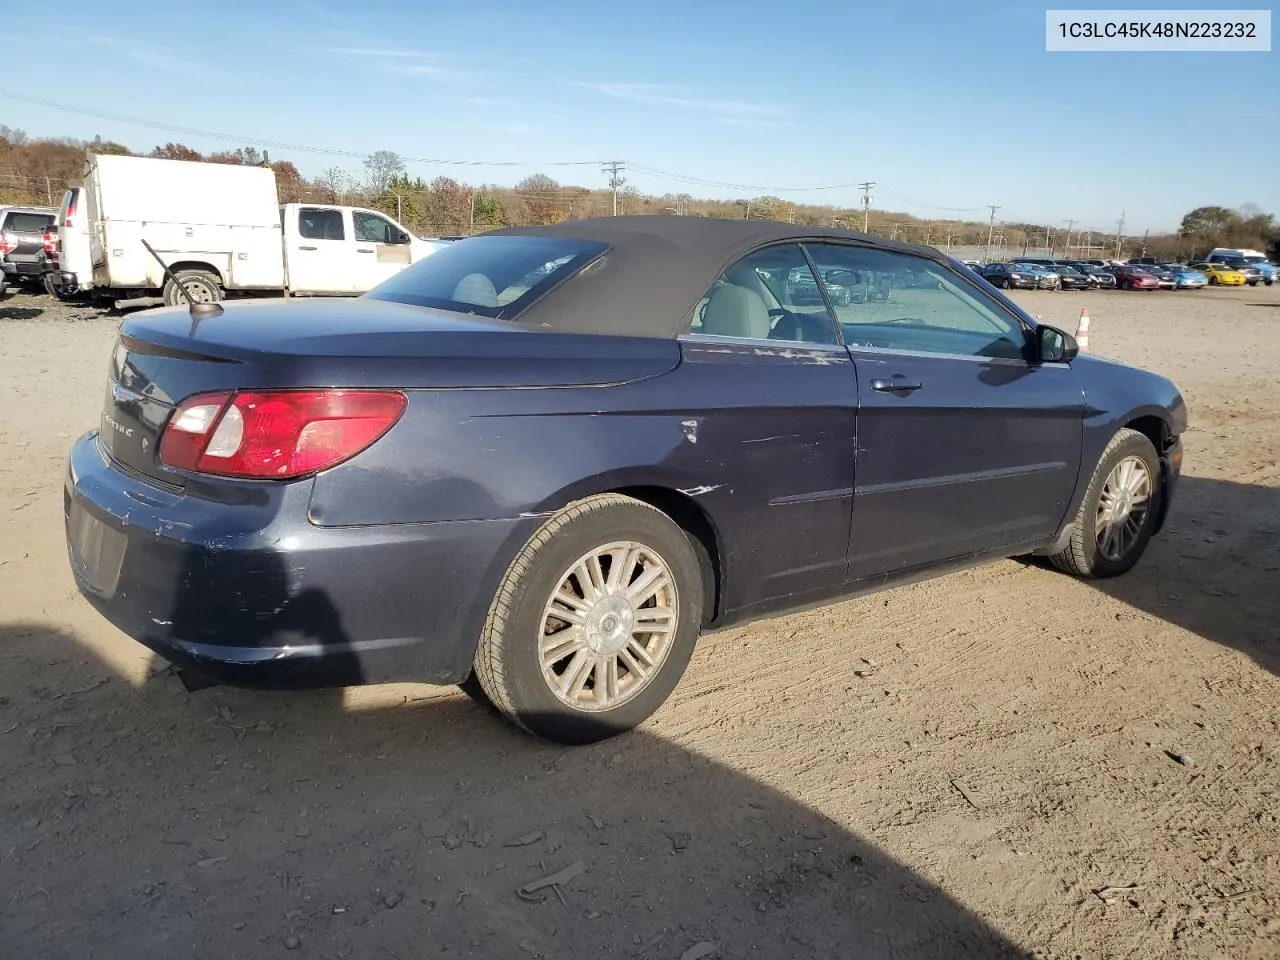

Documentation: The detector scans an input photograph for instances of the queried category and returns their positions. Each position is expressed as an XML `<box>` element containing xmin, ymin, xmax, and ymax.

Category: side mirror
<box><xmin>385</xmin><ymin>226</ymin><xmax>411</xmax><ymax>244</ymax></box>
<box><xmin>825</xmin><ymin>268</ymin><xmax>861</xmax><ymax>286</ymax></box>
<box><xmin>1037</xmin><ymin>324</ymin><xmax>1078</xmax><ymax>364</ymax></box>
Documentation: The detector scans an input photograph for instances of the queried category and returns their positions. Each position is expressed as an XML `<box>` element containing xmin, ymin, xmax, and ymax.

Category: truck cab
<box><xmin>281</xmin><ymin>204</ymin><xmax>445</xmax><ymax>295</ymax></box>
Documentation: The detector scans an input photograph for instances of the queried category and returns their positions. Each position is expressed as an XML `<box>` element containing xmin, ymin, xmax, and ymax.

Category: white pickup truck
<box><xmin>55</xmin><ymin>154</ymin><xmax>443</xmax><ymax>306</ymax></box>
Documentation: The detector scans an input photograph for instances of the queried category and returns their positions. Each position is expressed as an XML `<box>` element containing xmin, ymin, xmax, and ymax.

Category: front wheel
<box><xmin>162</xmin><ymin>269</ymin><xmax>223</xmax><ymax>307</ymax></box>
<box><xmin>1050</xmin><ymin>428</ymin><xmax>1162</xmax><ymax>579</ymax></box>
<box><xmin>473</xmin><ymin>494</ymin><xmax>703</xmax><ymax>744</ymax></box>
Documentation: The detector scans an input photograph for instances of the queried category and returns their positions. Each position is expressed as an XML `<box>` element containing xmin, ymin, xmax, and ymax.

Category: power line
<box><xmin>0</xmin><ymin>89</ymin><xmax>604</xmax><ymax>168</ymax></box>
<box><xmin>626</xmin><ymin>162</ymin><xmax>862</xmax><ymax>193</ymax></box>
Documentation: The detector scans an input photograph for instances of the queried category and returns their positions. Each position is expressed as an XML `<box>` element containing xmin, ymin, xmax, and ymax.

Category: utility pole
<box><xmin>602</xmin><ymin>161</ymin><xmax>626</xmax><ymax>216</ymax></box>
<box><xmin>469</xmin><ymin>192</ymin><xmax>476</xmax><ymax>234</ymax></box>
<box><xmin>1140</xmin><ymin>228</ymin><xmax>1149</xmax><ymax>256</ymax></box>
<box><xmin>1114</xmin><ymin>209</ymin><xmax>1126</xmax><ymax>259</ymax></box>
<box><xmin>945</xmin><ymin>226</ymin><xmax>952</xmax><ymax>252</ymax></box>
<box><xmin>985</xmin><ymin>205</ymin><xmax>1000</xmax><ymax>262</ymax></box>
<box><xmin>858</xmin><ymin>181</ymin><xmax>875</xmax><ymax>232</ymax></box>
<box><xmin>1062</xmin><ymin>219</ymin><xmax>1076</xmax><ymax>258</ymax></box>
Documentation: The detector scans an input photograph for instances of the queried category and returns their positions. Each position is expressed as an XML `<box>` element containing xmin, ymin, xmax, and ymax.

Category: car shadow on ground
<box><xmin>1</xmin><ymin>620</ymin><xmax>1033</xmax><ymax>959</ymax></box>
<box><xmin>1045</xmin><ymin>475</ymin><xmax>1280</xmax><ymax>678</ymax></box>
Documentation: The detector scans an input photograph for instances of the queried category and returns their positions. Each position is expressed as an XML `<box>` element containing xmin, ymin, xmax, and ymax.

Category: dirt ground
<box><xmin>2</xmin><ymin>282</ymin><xmax>1278</xmax><ymax>960</ymax></box>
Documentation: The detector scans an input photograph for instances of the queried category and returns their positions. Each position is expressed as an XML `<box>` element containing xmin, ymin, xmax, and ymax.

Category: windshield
<box><xmin>364</xmin><ymin>235</ymin><xmax>608</xmax><ymax>319</ymax></box>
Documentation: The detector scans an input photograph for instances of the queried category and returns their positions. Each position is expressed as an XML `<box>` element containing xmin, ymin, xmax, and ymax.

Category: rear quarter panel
<box><xmin>308</xmin><ymin>339</ymin><xmax>859</xmax><ymax>618</ymax></box>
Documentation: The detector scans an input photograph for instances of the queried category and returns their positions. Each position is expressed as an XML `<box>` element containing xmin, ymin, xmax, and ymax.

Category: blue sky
<box><xmin>2</xmin><ymin>0</ymin><xmax>1276</xmax><ymax>232</ymax></box>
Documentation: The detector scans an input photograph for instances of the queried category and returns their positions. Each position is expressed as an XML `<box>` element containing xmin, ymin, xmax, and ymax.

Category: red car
<box><xmin>1109</xmin><ymin>265</ymin><xmax>1159</xmax><ymax>290</ymax></box>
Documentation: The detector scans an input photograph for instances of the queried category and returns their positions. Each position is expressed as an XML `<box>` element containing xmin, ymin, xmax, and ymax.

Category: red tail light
<box><xmin>42</xmin><ymin>227</ymin><xmax>58</xmax><ymax>254</ymax></box>
<box><xmin>159</xmin><ymin>390</ymin><xmax>407</xmax><ymax>479</ymax></box>
<box><xmin>64</xmin><ymin>191</ymin><xmax>78</xmax><ymax>228</ymax></box>
<box><xmin>0</xmin><ymin>231</ymin><xmax>14</xmax><ymax>255</ymax></box>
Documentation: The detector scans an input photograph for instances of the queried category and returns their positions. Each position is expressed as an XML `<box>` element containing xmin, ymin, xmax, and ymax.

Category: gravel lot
<box><xmin>2</xmin><ymin>282</ymin><xmax>1278</xmax><ymax>959</ymax></box>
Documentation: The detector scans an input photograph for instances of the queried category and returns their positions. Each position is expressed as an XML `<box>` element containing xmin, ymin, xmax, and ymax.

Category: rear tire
<box><xmin>163</xmin><ymin>269</ymin><xmax>222</xmax><ymax>307</ymax></box>
<box><xmin>43</xmin><ymin>272</ymin><xmax>80</xmax><ymax>301</ymax></box>
<box><xmin>1050</xmin><ymin>428</ymin><xmax>1162</xmax><ymax>579</ymax></box>
<box><xmin>473</xmin><ymin>494</ymin><xmax>703</xmax><ymax>744</ymax></box>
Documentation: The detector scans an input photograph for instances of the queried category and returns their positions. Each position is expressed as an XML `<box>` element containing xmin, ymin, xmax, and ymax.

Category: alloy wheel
<box><xmin>1095</xmin><ymin>456</ymin><xmax>1152</xmax><ymax>561</ymax></box>
<box><xmin>538</xmin><ymin>541</ymin><xmax>679</xmax><ymax>711</ymax></box>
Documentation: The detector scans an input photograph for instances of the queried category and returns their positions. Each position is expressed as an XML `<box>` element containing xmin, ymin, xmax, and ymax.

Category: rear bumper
<box><xmin>64</xmin><ymin>432</ymin><xmax>539</xmax><ymax>689</ymax></box>
<box><xmin>2</xmin><ymin>259</ymin><xmax>45</xmax><ymax>277</ymax></box>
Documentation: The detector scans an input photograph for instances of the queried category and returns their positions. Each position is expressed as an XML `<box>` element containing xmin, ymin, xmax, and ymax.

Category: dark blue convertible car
<box><xmin>65</xmin><ymin>217</ymin><xmax>1186</xmax><ymax>743</ymax></box>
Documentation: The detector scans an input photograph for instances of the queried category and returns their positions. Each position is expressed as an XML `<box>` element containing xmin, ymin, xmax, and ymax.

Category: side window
<box><xmin>803</xmin><ymin>243</ymin><xmax>1028</xmax><ymax>361</ymax></box>
<box><xmin>353</xmin><ymin>211</ymin><xmax>396</xmax><ymax>244</ymax></box>
<box><xmin>298</xmin><ymin>208</ymin><xmax>345</xmax><ymax>241</ymax></box>
<box><xmin>686</xmin><ymin>243</ymin><xmax>838</xmax><ymax>345</ymax></box>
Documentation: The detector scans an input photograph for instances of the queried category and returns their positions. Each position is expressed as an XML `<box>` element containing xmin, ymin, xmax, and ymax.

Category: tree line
<box><xmin>0</xmin><ymin>126</ymin><xmax>1274</xmax><ymax>260</ymax></box>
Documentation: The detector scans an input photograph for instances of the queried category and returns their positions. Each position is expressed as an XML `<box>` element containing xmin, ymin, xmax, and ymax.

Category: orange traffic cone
<box><xmin>1075</xmin><ymin>307</ymin><xmax>1090</xmax><ymax>351</ymax></box>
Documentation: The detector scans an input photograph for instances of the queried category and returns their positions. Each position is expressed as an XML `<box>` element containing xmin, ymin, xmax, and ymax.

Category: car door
<box><xmin>351</xmin><ymin>209</ymin><xmax>413</xmax><ymax>292</ymax></box>
<box><xmin>677</xmin><ymin>242</ymin><xmax>858</xmax><ymax>614</ymax></box>
<box><xmin>802</xmin><ymin>242</ymin><xmax>1084</xmax><ymax>582</ymax></box>
<box><xmin>288</xmin><ymin>207</ymin><xmax>355</xmax><ymax>294</ymax></box>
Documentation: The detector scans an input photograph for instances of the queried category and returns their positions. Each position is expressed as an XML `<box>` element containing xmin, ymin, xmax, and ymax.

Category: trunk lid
<box><xmin>103</xmin><ymin>298</ymin><xmax>680</xmax><ymax>485</ymax></box>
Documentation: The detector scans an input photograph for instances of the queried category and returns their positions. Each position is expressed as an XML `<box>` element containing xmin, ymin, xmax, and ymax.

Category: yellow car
<box><xmin>1193</xmin><ymin>262</ymin><xmax>1246</xmax><ymax>285</ymax></box>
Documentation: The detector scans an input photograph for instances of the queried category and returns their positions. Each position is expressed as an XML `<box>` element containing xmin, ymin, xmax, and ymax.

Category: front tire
<box><xmin>1050</xmin><ymin>428</ymin><xmax>1162</xmax><ymax>579</ymax></box>
<box><xmin>473</xmin><ymin>494</ymin><xmax>703</xmax><ymax>744</ymax></box>
<box><xmin>162</xmin><ymin>269</ymin><xmax>223</xmax><ymax>307</ymax></box>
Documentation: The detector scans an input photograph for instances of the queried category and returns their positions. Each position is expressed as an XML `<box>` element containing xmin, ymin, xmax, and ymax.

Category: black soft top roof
<box><xmin>485</xmin><ymin>216</ymin><xmax>949</xmax><ymax>338</ymax></box>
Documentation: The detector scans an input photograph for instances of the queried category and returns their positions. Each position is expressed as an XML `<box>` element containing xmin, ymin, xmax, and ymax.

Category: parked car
<box><xmin>1047</xmin><ymin>263</ymin><xmax>1093</xmax><ymax>290</ymax></box>
<box><xmin>978</xmin><ymin>262</ymin><xmax>1040</xmax><ymax>289</ymax></box>
<box><xmin>786</xmin><ymin>265</ymin><xmax>857</xmax><ymax>306</ymax></box>
<box><xmin>43</xmin><ymin>186</ymin><xmax>93</xmax><ymax>300</ymax></box>
<box><xmin>1206</xmin><ymin>248</ymin><xmax>1276</xmax><ymax>285</ymax></box>
<box><xmin>0</xmin><ymin>205</ymin><xmax>57</xmax><ymax>286</ymax></box>
<box><xmin>1140</xmin><ymin>265</ymin><xmax>1178</xmax><ymax>290</ymax></box>
<box><xmin>64</xmin><ymin>217</ymin><xmax>1187</xmax><ymax>743</ymax></box>
<box><xmin>1109</xmin><ymin>264</ymin><xmax>1160</xmax><ymax>290</ymax></box>
<box><xmin>1011</xmin><ymin>262</ymin><xmax>1061</xmax><ymax>290</ymax></box>
<box><xmin>1206</xmin><ymin>257</ymin><xmax>1266</xmax><ymax>285</ymax></box>
<box><xmin>1190</xmin><ymin>261</ymin><xmax>1247</xmax><ymax>286</ymax></box>
<box><xmin>1059</xmin><ymin>261</ymin><xmax>1118</xmax><ymax>288</ymax></box>
<box><xmin>1161</xmin><ymin>265</ymin><xmax>1207</xmax><ymax>289</ymax></box>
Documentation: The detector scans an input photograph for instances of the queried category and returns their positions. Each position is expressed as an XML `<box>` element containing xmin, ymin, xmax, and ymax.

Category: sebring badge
<box><xmin>102</xmin><ymin>413</ymin><xmax>135</xmax><ymax>439</ymax></box>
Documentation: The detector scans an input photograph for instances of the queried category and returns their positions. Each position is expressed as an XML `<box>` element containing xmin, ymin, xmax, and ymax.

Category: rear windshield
<box><xmin>364</xmin><ymin>235</ymin><xmax>609</xmax><ymax>319</ymax></box>
<box><xmin>3</xmin><ymin>212</ymin><xmax>54</xmax><ymax>233</ymax></box>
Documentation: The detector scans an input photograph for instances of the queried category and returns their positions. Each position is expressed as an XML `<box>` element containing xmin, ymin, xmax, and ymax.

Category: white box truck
<box><xmin>70</xmin><ymin>154</ymin><xmax>442</xmax><ymax>306</ymax></box>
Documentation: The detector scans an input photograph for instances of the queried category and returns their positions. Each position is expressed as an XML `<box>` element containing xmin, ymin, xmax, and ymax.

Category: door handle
<box><xmin>298</xmin><ymin>245</ymin><xmax>317</xmax><ymax>251</ymax></box>
<box><xmin>871</xmin><ymin>376</ymin><xmax>923</xmax><ymax>394</ymax></box>
<box><xmin>356</xmin><ymin>248</ymin><xmax>374</xmax><ymax>254</ymax></box>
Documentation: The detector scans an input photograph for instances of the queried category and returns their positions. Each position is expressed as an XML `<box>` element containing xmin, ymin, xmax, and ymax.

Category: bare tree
<box><xmin>315</xmin><ymin>167</ymin><xmax>353</xmax><ymax>203</ymax></box>
<box><xmin>516</xmin><ymin>173</ymin><xmax>564</xmax><ymax>225</ymax></box>
<box><xmin>364</xmin><ymin>151</ymin><xmax>405</xmax><ymax>194</ymax></box>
